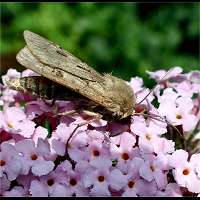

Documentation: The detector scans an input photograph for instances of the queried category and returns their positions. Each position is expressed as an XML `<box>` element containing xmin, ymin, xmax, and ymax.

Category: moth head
<box><xmin>104</xmin><ymin>74</ymin><xmax>135</xmax><ymax>120</ymax></box>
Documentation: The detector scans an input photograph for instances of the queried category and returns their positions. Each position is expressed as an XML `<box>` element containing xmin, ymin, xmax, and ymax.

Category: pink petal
<box><xmin>165</xmin><ymin>183</ymin><xmax>182</xmax><ymax>197</ymax></box>
<box><xmin>154</xmin><ymin>170</ymin><xmax>168</xmax><ymax>190</ymax></box>
<box><xmin>52</xmin><ymin>139</ymin><xmax>66</xmax><ymax>156</ymax></box>
<box><xmin>32</xmin><ymin>126</ymin><xmax>48</xmax><ymax>144</ymax></box>
<box><xmin>90</xmin><ymin>182</ymin><xmax>110</xmax><ymax>196</ymax></box>
<box><xmin>169</xmin><ymin>150</ymin><xmax>188</xmax><ymax>168</ymax></box>
<box><xmin>3</xmin><ymin>186</ymin><xmax>26</xmax><ymax>197</ymax></box>
<box><xmin>131</xmin><ymin>121</ymin><xmax>147</xmax><ymax>137</ymax></box>
<box><xmin>109</xmin><ymin>169</ymin><xmax>128</xmax><ymax>190</ymax></box>
<box><xmin>31</xmin><ymin>160</ymin><xmax>54</xmax><ymax>176</ymax></box>
<box><xmin>49</xmin><ymin>183</ymin><xmax>69</xmax><ymax>197</ymax></box>
<box><xmin>6</xmin><ymin>158</ymin><xmax>22</xmax><ymax>181</ymax></box>
<box><xmin>15</xmin><ymin>119</ymin><xmax>36</xmax><ymax>138</ymax></box>
<box><xmin>139</xmin><ymin>161</ymin><xmax>153</xmax><ymax>182</ymax></box>
<box><xmin>29</xmin><ymin>180</ymin><xmax>48</xmax><ymax>197</ymax></box>
<box><xmin>120</xmin><ymin>132</ymin><xmax>136</xmax><ymax>151</ymax></box>
<box><xmin>136</xmin><ymin>179</ymin><xmax>157</xmax><ymax>196</ymax></box>
<box><xmin>15</xmin><ymin>139</ymin><xmax>35</xmax><ymax>155</ymax></box>
<box><xmin>5</xmin><ymin>107</ymin><xmax>26</xmax><ymax>123</ymax></box>
<box><xmin>0</xmin><ymin>174</ymin><xmax>11</xmax><ymax>194</ymax></box>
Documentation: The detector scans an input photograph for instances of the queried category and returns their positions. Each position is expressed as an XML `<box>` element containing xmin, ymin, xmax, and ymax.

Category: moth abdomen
<box><xmin>7</xmin><ymin>76</ymin><xmax>74</xmax><ymax>100</ymax></box>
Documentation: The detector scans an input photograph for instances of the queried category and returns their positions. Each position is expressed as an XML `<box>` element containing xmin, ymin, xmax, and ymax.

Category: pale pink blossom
<box><xmin>169</xmin><ymin>150</ymin><xmax>200</xmax><ymax>193</ymax></box>
<box><xmin>3</xmin><ymin>186</ymin><xmax>27</xmax><ymax>197</ymax></box>
<box><xmin>0</xmin><ymin>142</ymin><xmax>22</xmax><ymax>181</ymax></box>
<box><xmin>15</xmin><ymin>139</ymin><xmax>54</xmax><ymax>176</ymax></box>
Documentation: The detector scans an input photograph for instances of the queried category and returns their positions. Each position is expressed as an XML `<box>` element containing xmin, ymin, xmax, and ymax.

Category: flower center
<box><xmin>47</xmin><ymin>178</ymin><xmax>54</xmax><ymax>186</ymax></box>
<box><xmin>183</xmin><ymin>168</ymin><xmax>190</xmax><ymax>175</ymax></box>
<box><xmin>70</xmin><ymin>178</ymin><xmax>77</xmax><ymax>186</ymax></box>
<box><xmin>121</xmin><ymin>152</ymin><xmax>129</xmax><ymax>160</ymax></box>
<box><xmin>0</xmin><ymin>160</ymin><xmax>6</xmax><ymax>166</ymax></box>
<box><xmin>150</xmin><ymin>165</ymin><xmax>155</xmax><ymax>172</ymax></box>
<box><xmin>7</xmin><ymin>122</ymin><xmax>13</xmax><ymax>128</ymax></box>
<box><xmin>145</xmin><ymin>134</ymin><xmax>151</xmax><ymax>141</ymax></box>
<box><xmin>98</xmin><ymin>176</ymin><xmax>105</xmax><ymax>182</ymax></box>
<box><xmin>93</xmin><ymin>150</ymin><xmax>100</xmax><ymax>157</ymax></box>
<box><xmin>128</xmin><ymin>181</ymin><xmax>135</xmax><ymax>188</ymax></box>
<box><xmin>176</xmin><ymin>114</ymin><xmax>182</xmax><ymax>119</ymax></box>
<box><xmin>31</xmin><ymin>154</ymin><xmax>38</xmax><ymax>161</ymax></box>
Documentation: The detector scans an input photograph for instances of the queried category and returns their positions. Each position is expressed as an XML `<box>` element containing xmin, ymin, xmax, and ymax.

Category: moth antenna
<box><xmin>136</xmin><ymin>68</ymin><xmax>175</xmax><ymax>106</ymax></box>
<box><xmin>132</xmin><ymin>112</ymin><xmax>183</xmax><ymax>138</ymax></box>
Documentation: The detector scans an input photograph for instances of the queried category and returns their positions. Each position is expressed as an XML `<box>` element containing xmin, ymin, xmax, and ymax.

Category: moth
<box><xmin>7</xmin><ymin>30</ymin><xmax>173</xmax><ymax>128</ymax></box>
<box><xmin>6</xmin><ymin>31</ymin><xmax>180</xmax><ymax>166</ymax></box>
<box><xmin>7</xmin><ymin>30</ymin><xmax>136</xmax><ymax>121</ymax></box>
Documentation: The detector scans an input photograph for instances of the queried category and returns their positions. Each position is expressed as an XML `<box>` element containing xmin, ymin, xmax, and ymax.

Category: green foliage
<box><xmin>1</xmin><ymin>3</ymin><xmax>199</xmax><ymax>86</ymax></box>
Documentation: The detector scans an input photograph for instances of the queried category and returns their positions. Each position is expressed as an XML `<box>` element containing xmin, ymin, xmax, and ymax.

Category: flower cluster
<box><xmin>0</xmin><ymin>67</ymin><xmax>199</xmax><ymax>197</ymax></box>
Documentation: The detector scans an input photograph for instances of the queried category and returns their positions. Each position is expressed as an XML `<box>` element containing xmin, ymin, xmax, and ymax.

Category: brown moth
<box><xmin>6</xmin><ymin>31</ymin><xmax>181</xmax><ymax>166</ymax></box>
<box><xmin>7</xmin><ymin>30</ymin><xmax>135</xmax><ymax>121</ymax></box>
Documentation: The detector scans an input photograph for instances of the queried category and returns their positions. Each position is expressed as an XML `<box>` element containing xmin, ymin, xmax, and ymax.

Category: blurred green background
<box><xmin>0</xmin><ymin>2</ymin><xmax>199</xmax><ymax>87</ymax></box>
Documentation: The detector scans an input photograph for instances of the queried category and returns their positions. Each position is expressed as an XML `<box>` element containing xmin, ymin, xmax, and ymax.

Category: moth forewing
<box><xmin>23</xmin><ymin>30</ymin><xmax>104</xmax><ymax>83</ymax></box>
<box><xmin>16</xmin><ymin>31</ymin><xmax>136</xmax><ymax>120</ymax></box>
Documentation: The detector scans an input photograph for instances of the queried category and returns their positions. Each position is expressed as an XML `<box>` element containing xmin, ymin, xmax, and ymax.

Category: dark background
<box><xmin>0</xmin><ymin>2</ymin><xmax>199</xmax><ymax>87</ymax></box>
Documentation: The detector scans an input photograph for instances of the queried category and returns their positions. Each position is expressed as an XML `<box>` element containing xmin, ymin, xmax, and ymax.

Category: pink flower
<box><xmin>135</xmin><ymin>179</ymin><xmax>158</xmax><ymax>196</ymax></box>
<box><xmin>158</xmin><ymin>96</ymin><xmax>198</xmax><ymax>132</ymax></box>
<box><xmin>187</xmin><ymin>70</ymin><xmax>200</xmax><ymax>94</ymax></box>
<box><xmin>0</xmin><ymin>174</ymin><xmax>11</xmax><ymax>194</ymax></box>
<box><xmin>0</xmin><ymin>142</ymin><xmax>22</xmax><ymax>181</ymax></box>
<box><xmin>129</xmin><ymin>76</ymin><xmax>144</xmax><ymax>93</ymax></box>
<box><xmin>156</xmin><ymin>88</ymin><xmax>179</xmax><ymax>104</ymax></box>
<box><xmin>175</xmin><ymin>80</ymin><xmax>193</xmax><ymax>98</ymax></box>
<box><xmin>21</xmin><ymin>69</ymin><xmax>40</xmax><ymax>77</ymax></box>
<box><xmin>32</xmin><ymin>126</ymin><xmax>49</xmax><ymax>145</ymax></box>
<box><xmin>139</xmin><ymin>155</ymin><xmax>168</xmax><ymax>190</ymax></box>
<box><xmin>62</xmin><ymin>170</ymin><xmax>88</xmax><ymax>196</ymax></box>
<box><xmin>15</xmin><ymin>139</ymin><xmax>54</xmax><ymax>176</ymax></box>
<box><xmin>1</xmin><ymin>106</ymin><xmax>36</xmax><ymax>138</ymax></box>
<box><xmin>190</xmin><ymin>153</ymin><xmax>200</xmax><ymax>178</ymax></box>
<box><xmin>83</xmin><ymin>167</ymin><xmax>127</xmax><ymax>196</ymax></box>
<box><xmin>131</xmin><ymin>121</ymin><xmax>165</xmax><ymax>154</ymax></box>
<box><xmin>156</xmin><ymin>183</ymin><xmax>182</xmax><ymax>197</ymax></box>
<box><xmin>29</xmin><ymin>180</ymin><xmax>48</xmax><ymax>197</ymax></box>
<box><xmin>109</xmin><ymin>132</ymin><xmax>137</xmax><ymax>172</ymax></box>
<box><xmin>146</xmin><ymin>66</ymin><xmax>183</xmax><ymax>82</ymax></box>
<box><xmin>37</xmin><ymin>170</ymin><xmax>71</xmax><ymax>197</ymax></box>
<box><xmin>122</xmin><ymin>158</ymin><xmax>144</xmax><ymax>197</ymax></box>
<box><xmin>83</xmin><ymin>167</ymin><xmax>111</xmax><ymax>196</ymax></box>
<box><xmin>121</xmin><ymin>177</ymin><xmax>139</xmax><ymax>197</ymax></box>
<box><xmin>3</xmin><ymin>186</ymin><xmax>26</xmax><ymax>197</ymax></box>
<box><xmin>0</xmin><ymin>67</ymin><xmax>199</xmax><ymax>197</ymax></box>
<box><xmin>169</xmin><ymin>150</ymin><xmax>200</xmax><ymax>193</ymax></box>
<box><xmin>2</xmin><ymin>68</ymin><xmax>21</xmax><ymax>85</ymax></box>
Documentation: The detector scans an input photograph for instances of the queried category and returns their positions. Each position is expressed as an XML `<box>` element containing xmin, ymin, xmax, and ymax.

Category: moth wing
<box><xmin>16</xmin><ymin>46</ymin><xmax>110</xmax><ymax>107</ymax></box>
<box><xmin>23</xmin><ymin>30</ymin><xmax>104</xmax><ymax>83</ymax></box>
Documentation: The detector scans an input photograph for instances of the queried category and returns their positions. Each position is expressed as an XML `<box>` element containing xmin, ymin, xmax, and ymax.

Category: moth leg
<box><xmin>65</xmin><ymin>113</ymin><xmax>103</xmax><ymax>168</ymax></box>
<box><xmin>53</xmin><ymin>110</ymin><xmax>78</xmax><ymax>117</ymax></box>
<box><xmin>43</xmin><ymin>98</ymin><xmax>56</xmax><ymax>107</ymax></box>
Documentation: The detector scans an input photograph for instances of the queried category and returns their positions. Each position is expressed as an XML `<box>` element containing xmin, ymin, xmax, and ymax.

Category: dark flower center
<box><xmin>183</xmin><ymin>168</ymin><xmax>190</xmax><ymax>175</ymax></box>
<box><xmin>98</xmin><ymin>176</ymin><xmax>105</xmax><ymax>182</ymax></box>
<box><xmin>47</xmin><ymin>178</ymin><xmax>54</xmax><ymax>186</ymax></box>
<box><xmin>176</xmin><ymin>114</ymin><xmax>182</xmax><ymax>119</ymax></box>
<box><xmin>145</xmin><ymin>134</ymin><xmax>151</xmax><ymax>140</ymax></box>
<box><xmin>121</xmin><ymin>153</ymin><xmax>129</xmax><ymax>160</ymax></box>
<box><xmin>70</xmin><ymin>178</ymin><xmax>77</xmax><ymax>186</ymax></box>
<box><xmin>93</xmin><ymin>150</ymin><xmax>100</xmax><ymax>157</ymax></box>
<box><xmin>150</xmin><ymin>165</ymin><xmax>155</xmax><ymax>172</ymax></box>
<box><xmin>31</xmin><ymin>154</ymin><xmax>38</xmax><ymax>160</ymax></box>
<box><xmin>0</xmin><ymin>160</ymin><xmax>6</xmax><ymax>166</ymax></box>
<box><xmin>128</xmin><ymin>181</ymin><xmax>135</xmax><ymax>188</ymax></box>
